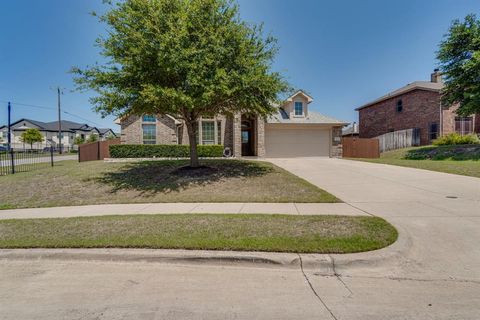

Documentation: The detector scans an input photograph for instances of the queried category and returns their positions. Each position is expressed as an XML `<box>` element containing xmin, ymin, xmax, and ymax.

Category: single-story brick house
<box><xmin>119</xmin><ymin>90</ymin><xmax>347</xmax><ymax>157</ymax></box>
<box><xmin>356</xmin><ymin>70</ymin><xmax>480</xmax><ymax>145</ymax></box>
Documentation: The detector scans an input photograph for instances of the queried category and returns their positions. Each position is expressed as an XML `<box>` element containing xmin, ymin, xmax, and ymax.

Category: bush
<box><xmin>109</xmin><ymin>144</ymin><xmax>224</xmax><ymax>158</ymax></box>
<box><xmin>432</xmin><ymin>133</ymin><xmax>480</xmax><ymax>146</ymax></box>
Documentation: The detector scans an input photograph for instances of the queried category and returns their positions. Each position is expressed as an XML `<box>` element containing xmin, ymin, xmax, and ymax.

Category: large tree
<box><xmin>20</xmin><ymin>128</ymin><xmax>43</xmax><ymax>150</ymax></box>
<box><xmin>73</xmin><ymin>0</ymin><xmax>288</xmax><ymax>167</ymax></box>
<box><xmin>437</xmin><ymin>14</ymin><xmax>480</xmax><ymax>116</ymax></box>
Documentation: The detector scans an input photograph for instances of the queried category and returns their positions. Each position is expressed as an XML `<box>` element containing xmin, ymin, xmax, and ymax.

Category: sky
<box><xmin>1</xmin><ymin>0</ymin><xmax>479</xmax><ymax>131</ymax></box>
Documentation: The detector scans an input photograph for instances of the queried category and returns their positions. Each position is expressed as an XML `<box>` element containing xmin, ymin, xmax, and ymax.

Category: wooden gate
<box><xmin>342</xmin><ymin>137</ymin><xmax>380</xmax><ymax>158</ymax></box>
<box><xmin>78</xmin><ymin>138</ymin><xmax>120</xmax><ymax>162</ymax></box>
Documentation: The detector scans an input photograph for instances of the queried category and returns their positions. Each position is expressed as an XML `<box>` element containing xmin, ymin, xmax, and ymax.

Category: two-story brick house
<box><xmin>356</xmin><ymin>70</ymin><xmax>480</xmax><ymax>145</ymax></box>
<box><xmin>119</xmin><ymin>90</ymin><xmax>347</xmax><ymax>158</ymax></box>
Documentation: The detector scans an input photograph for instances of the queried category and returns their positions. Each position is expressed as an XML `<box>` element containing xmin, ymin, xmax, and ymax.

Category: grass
<box><xmin>352</xmin><ymin>145</ymin><xmax>480</xmax><ymax>178</ymax></box>
<box><xmin>0</xmin><ymin>159</ymin><xmax>339</xmax><ymax>209</ymax></box>
<box><xmin>0</xmin><ymin>214</ymin><xmax>397</xmax><ymax>253</ymax></box>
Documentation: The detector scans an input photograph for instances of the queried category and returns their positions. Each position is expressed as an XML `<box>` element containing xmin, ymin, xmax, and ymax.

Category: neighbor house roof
<box><xmin>355</xmin><ymin>81</ymin><xmax>444</xmax><ymax>111</ymax></box>
<box><xmin>267</xmin><ymin>109</ymin><xmax>347</xmax><ymax>125</ymax></box>
<box><xmin>4</xmin><ymin>118</ymin><xmax>108</xmax><ymax>134</ymax></box>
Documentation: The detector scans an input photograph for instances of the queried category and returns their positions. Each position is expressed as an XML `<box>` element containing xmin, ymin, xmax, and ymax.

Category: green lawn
<box><xmin>0</xmin><ymin>214</ymin><xmax>397</xmax><ymax>253</ymax></box>
<box><xmin>0</xmin><ymin>159</ymin><xmax>339</xmax><ymax>209</ymax></box>
<box><xmin>352</xmin><ymin>145</ymin><xmax>480</xmax><ymax>178</ymax></box>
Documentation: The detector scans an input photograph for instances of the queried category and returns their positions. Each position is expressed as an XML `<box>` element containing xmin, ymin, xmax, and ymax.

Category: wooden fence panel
<box><xmin>342</xmin><ymin>137</ymin><xmax>380</xmax><ymax>158</ymax></box>
<box><xmin>78</xmin><ymin>138</ymin><xmax>120</xmax><ymax>162</ymax></box>
<box><xmin>377</xmin><ymin>128</ymin><xmax>420</xmax><ymax>152</ymax></box>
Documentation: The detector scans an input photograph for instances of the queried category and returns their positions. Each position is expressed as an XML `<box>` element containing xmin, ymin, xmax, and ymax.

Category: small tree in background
<box><xmin>20</xmin><ymin>128</ymin><xmax>43</xmax><ymax>150</ymax></box>
<box><xmin>437</xmin><ymin>14</ymin><xmax>480</xmax><ymax>115</ymax></box>
<box><xmin>87</xmin><ymin>134</ymin><xmax>98</xmax><ymax>143</ymax></box>
<box><xmin>74</xmin><ymin>136</ymin><xmax>85</xmax><ymax>145</ymax></box>
<box><xmin>73</xmin><ymin>0</ymin><xmax>289</xmax><ymax>167</ymax></box>
<box><xmin>106</xmin><ymin>133</ymin><xmax>117</xmax><ymax>141</ymax></box>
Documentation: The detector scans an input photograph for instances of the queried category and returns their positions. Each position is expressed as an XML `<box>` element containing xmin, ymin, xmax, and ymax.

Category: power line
<box><xmin>0</xmin><ymin>99</ymin><xmax>106</xmax><ymax>128</ymax></box>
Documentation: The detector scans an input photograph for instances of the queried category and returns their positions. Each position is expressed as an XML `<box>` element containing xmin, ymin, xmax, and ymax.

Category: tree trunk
<box><xmin>185</xmin><ymin>120</ymin><xmax>199</xmax><ymax>168</ymax></box>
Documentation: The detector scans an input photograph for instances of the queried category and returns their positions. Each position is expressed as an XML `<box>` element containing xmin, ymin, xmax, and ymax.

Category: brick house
<box><xmin>119</xmin><ymin>90</ymin><xmax>347</xmax><ymax>158</ymax></box>
<box><xmin>356</xmin><ymin>70</ymin><xmax>480</xmax><ymax>145</ymax></box>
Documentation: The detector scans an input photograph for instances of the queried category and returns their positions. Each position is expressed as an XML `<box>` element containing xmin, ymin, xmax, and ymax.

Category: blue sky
<box><xmin>1</xmin><ymin>0</ymin><xmax>479</xmax><ymax>131</ymax></box>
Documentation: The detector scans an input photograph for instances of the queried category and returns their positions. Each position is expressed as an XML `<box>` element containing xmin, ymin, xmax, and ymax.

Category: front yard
<box><xmin>352</xmin><ymin>145</ymin><xmax>480</xmax><ymax>178</ymax></box>
<box><xmin>0</xmin><ymin>214</ymin><xmax>397</xmax><ymax>253</ymax></box>
<box><xmin>0</xmin><ymin>159</ymin><xmax>339</xmax><ymax>209</ymax></box>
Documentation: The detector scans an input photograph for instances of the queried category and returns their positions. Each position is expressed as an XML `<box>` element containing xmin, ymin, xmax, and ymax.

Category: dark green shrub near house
<box><xmin>110</xmin><ymin>144</ymin><xmax>224</xmax><ymax>158</ymax></box>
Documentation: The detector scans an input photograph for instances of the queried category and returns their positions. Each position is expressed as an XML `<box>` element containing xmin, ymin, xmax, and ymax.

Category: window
<box><xmin>396</xmin><ymin>100</ymin><xmax>403</xmax><ymax>113</ymax></box>
<box><xmin>455</xmin><ymin>117</ymin><xmax>473</xmax><ymax>135</ymax></box>
<box><xmin>429</xmin><ymin>123</ymin><xmax>438</xmax><ymax>141</ymax></box>
<box><xmin>201</xmin><ymin>121</ymin><xmax>215</xmax><ymax>145</ymax></box>
<box><xmin>142</xmin><ymin>115</ymin><xmax>156</xmax><ymax>122</ymax></box>
<box><xmin>294</xmin><ymin>101</ymin><xmax>303</xmax><ymax>116</ymax></box>
<box><xmin>217</xmin><ymin>121</ymin><xmax>222</xmax><ymax>145</ymax></box>
<box><xmin>142</xmin><ymin>124</ymin><xmax>156</xmax><ymax>144</ymax></box>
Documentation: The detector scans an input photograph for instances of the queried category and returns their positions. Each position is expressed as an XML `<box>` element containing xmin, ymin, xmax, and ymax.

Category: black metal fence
<box><xmin>0</xmin><ymin>149</ymin><xmax>54</xmax><ymax>176</ymax></box>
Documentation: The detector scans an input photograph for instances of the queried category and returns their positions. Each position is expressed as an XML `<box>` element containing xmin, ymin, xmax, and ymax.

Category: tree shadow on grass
<box><xmin>95</xmin><ymin>160</ymin><xmax>272</xmax><ymax>195</ymax></box>
<box><xmin>403</xmin><ymin>145</ymin><xmax>480</xmax><ymax>161</ymax></box>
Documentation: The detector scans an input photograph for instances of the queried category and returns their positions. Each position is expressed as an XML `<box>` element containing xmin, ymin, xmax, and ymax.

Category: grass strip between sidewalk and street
<box><xmin>0</xmin><ymin>214</ymin><xmax>397</xmax><ymax>253</ymax></box>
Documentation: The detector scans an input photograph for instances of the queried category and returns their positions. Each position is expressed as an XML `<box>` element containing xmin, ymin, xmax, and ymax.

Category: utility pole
<box><xmin>7</xmin><ymin>102</ymin><xmax>11</xmax><ymax>151</ymax></box>
<box><xmin>57</xmin><ymin>87</ymin><xmax>62</xmax><ymax>154</ymax></box>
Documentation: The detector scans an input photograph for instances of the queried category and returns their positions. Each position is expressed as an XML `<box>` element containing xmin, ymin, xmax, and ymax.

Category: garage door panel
<box><xmin>265</xmin><ymin>126</ymin><xmax>330</xmax><ymax>157</ymax></box>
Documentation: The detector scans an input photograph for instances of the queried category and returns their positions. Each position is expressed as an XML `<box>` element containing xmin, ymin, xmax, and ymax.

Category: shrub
<box><xmin>432</xmin><ymin>133</ymin><xmax>480</xmax><ymax>146</ymax></box>
<box><xmin>109</xmin><ymin>144</ymin><xmax>224</xmax><ymax>158</ymax></box>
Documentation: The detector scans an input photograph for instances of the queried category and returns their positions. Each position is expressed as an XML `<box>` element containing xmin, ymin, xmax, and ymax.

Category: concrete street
<box><xmin>1</xmin><ymin>158</ymin><xmax>480</xmax><ymax>319</ymax></box>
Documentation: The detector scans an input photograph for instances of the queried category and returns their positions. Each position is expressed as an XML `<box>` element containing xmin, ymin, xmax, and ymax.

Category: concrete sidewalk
<box><xmin>0</xmin><ymin>202</ymin><xmax>367</xmax><ymax>220</ymax></box>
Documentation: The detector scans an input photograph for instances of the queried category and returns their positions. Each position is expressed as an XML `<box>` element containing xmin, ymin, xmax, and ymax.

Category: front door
<box><xmin>241</xmin><ymin>120</ymin><xmax>254</xmax><ymax>156</ymax></box>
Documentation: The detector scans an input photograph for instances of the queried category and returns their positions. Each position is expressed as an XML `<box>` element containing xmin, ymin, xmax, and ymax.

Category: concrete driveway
<box><xmin>270</xmin><ymin>157</ymin><xmax>480</xmax><ymax>281</ymax></box>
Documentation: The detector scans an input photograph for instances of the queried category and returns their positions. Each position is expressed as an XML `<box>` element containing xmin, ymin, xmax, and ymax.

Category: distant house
<box><xmin>0</xmin><ymin>119</ymin><xmax>117</xmax><ymax>150</ymax></box>
<box><xmin>342</xmin><ymin>122</ymin><xmax>359</xmax><ymax>137</ymax></box>
<box><xmin>355</xmin><ymin>70</ymin><xmax>480</xmax><ymax>145</ymax></box>
<box><xmin>118</xmin><ymin>90</ymin><xmax>348</xmax><ymax>157</ymax></box>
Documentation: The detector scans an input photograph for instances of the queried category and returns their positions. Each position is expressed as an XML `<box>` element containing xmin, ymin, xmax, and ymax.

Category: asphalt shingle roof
<box><xmin>356</xmin><ymin>81</ymin><xmax>444</xmax><ymax>111</ymax></box>
<box><xmin>267</xmin><ymin>109</ymin><xmax>347</xmax><ymax>125</ymax></box>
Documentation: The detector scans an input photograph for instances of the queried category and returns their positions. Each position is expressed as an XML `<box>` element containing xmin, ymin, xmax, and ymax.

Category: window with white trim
<box><xmin>455</xmin><ymin>117</ymin><xmax>473</xmax><ymax>135</ymax></box>
<box><xmin>142</xmin><ymin>124</ymin><xmax>156</xmax><ymax>144</ymax></box>
<box><xmin>142</xmin><ymin>115</ymin><xmax>156</xmax><ymax>122</ymax></box>
<box><xmin>201</xmin><ymin>121</ymin><xmax>215</xmax><ymax>145</ymax></box>
<box><xmin>294</xmin><ymin>101</ymin><xmax>303</xmax><ymax>116</ymax></box>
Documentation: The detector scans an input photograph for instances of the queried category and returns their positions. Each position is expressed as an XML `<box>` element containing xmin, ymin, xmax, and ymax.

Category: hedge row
<box><xmin>109</xmin><ymin>144</ymin><xmax>224</xmax><ymax>158</ymax></box>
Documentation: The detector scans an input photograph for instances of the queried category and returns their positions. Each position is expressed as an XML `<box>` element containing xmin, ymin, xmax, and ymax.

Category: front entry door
<box><xmin>241</xmin><ymin>120</ymin><xmax>254</xmax><ymax>156</ymax></box>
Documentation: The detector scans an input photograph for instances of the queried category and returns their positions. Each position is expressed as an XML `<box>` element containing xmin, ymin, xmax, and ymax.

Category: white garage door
<box><xmin>265</xmin><ymin>125</ymin><xmax>331</xmax><ymax>157</ymax></box>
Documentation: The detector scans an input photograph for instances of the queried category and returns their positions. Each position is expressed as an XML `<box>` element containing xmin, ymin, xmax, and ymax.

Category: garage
<box><xmin>265</xmin><ymin>124</ymin><xmax>331</xmax><ymax>157</ymax></box>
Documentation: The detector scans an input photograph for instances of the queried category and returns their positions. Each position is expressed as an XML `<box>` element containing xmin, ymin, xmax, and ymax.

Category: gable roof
<box><xmin>267</xmin><ymin>108</ymin><xmax>347</xmax><ymax>125</ymax></box>
<box><xmin>4</xmin><ymin>118</ymin><xmax>106</xmax><ymax>134</ymax></box>
<box><xmin>285</xmin><ymin>90</ymin><xmax>314</xmax><ymax>104</ymax></box>
<box><xmin>356</xmin><ymin>81</ymin><xmax>444</xmax><ymax>111</ymax></box>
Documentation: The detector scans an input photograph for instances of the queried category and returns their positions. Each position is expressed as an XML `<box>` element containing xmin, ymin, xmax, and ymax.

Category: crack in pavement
<box><xmin>298</xmin><ymin>254</ymin><xmax>338</xmax><ymax>320</ymax></box>
<box><xmin>329</xmin><ymin>254</ymin><xmax>353</xmax><ymax>297</ymax></box>
<box><xmin>312</xmin><ymin>272</ymin><xmax>480</xmax><ymax>285</ymax></box>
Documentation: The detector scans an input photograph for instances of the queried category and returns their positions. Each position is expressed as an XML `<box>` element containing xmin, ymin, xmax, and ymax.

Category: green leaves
<box><xmin>437</xmin><ymin>14</ymin><xmax>480</xmax><ymax>115</ymax></box>
<box><xmin>20</xmin><ymin>128</ymin><xmax>43</xmax><ymax>146</ymax></box>
<box><xmin>73</xmin><ymin>0</ymin><xmax>289</xmax><ymax>121</ymax></box>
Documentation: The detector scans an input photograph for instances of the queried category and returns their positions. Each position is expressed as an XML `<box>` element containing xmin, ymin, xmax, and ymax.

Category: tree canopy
<box><xmin>437</xmin><ymin>14</ymin><xmax>480</xmax><ymax>115</ymax></box>
<box><xmin>73</xmin><ymin>0</ymin><xmax>289</xmax><ymax>166</ymax></box>
<box><xmin>20</xmin><ymin>128</ymin><xmax>43</xmax><ymax>149</ymax></box>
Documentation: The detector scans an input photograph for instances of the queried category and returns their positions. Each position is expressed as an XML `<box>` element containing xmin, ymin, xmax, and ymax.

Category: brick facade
<box><xmin>358</xmin><ymin>89</ymin><xmax>475</xmax><ymax>145</ymax></box>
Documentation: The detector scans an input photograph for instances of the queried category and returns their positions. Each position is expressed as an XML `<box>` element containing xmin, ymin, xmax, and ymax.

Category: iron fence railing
<box><xmin>0</xmin><ymin>148</ymin><xmax>54</xmax><ymax>176</ymax></box>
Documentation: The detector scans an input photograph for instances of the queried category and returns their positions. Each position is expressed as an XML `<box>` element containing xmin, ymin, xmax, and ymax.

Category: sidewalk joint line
<box><xmin>293</xmin><ymin>203</ymin><xmax>300</xmax><ymax>215</ymax></box>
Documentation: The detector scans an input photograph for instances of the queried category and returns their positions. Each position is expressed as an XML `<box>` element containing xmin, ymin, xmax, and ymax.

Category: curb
<box><xmin>0</xmin><ymin>227</ymin><xmax>409</xmax><ymax>272</ymax></box>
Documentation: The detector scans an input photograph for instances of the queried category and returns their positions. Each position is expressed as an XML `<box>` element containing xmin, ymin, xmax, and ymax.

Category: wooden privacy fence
<box><xmin>342</xmin><ymin>137</ymin><xmax>380</xmax><ymax>158</ymax></box>
<box><xmin>78</xmin><ymin>138</ymin><xmax>120</xmax><ymax>162</ymax></box>
<box><xmin>377</xmin><ymin>128</ymin><xmax>420</xmax><ymax>153</ymax></box>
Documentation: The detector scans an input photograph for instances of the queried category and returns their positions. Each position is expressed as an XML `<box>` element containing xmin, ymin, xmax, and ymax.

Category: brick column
<box><xmin>233</xmin><ymin>112</ymin><xmax>242</xmax><ymax>157</ymax></box>
<box><xmin>256</xmin><ymin>116</ymin><xmax>266</xmax><ymax>157</ymax></box>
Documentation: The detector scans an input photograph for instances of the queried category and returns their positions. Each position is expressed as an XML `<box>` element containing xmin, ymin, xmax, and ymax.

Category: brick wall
<box><xmin>359</xmin><ymin>89</ymin><xmax>443</xmax><ymax>145</ymax></box>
